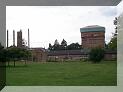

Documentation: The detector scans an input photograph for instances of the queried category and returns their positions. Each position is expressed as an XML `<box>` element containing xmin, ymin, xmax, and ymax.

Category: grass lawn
<box><xmin>6</xmin><ymin>61</ymin><xmax>117</xmax><ymax>86</ymax></box>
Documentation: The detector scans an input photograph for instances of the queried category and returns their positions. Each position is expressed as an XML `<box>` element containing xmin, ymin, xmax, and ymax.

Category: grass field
<box><xmin>6</xmin><ymin>61</ymin><xmax>117</xmax><ymax>86</ymax></box>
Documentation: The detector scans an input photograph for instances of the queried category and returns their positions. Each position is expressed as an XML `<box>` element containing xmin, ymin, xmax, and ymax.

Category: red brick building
<box><xmin>80</xmin><ymin>25</ymin><xmax>105</xmax><ymax>49</ymax></box>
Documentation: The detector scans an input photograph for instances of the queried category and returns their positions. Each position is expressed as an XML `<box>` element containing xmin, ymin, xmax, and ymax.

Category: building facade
<box><xmin>80</xmin><ymin>25</ymin><xmax>105</xmax><ymax>49</ymax></box>
<box><xmin>47</xmin><ymin>50</ymin><xmax>117</xmax><ymax>61</ymax></box>
<box><xmin>48</xmin><ymin>50</ymin><xmax>89</xmax><ymax>61</ymax></box>
<box><xmin>31</xmin><ymin>48</ymin><xmax>47</xmax><ymax>62</ymax></box>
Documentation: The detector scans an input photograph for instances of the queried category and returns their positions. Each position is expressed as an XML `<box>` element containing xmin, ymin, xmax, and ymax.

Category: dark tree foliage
<box><xmin>60</xmin><ymin>39</ymin><xmax>67</xmax><ymax>50</ymax></box>
<box><xmin>48</xmin><ymin>39</ymin><xmax>82</xmax><ymax>51</ymax></box>
<box><xmin>89</xmin><ymin>48</ymin><xmax>104</xmax><ymax>63</ymax></box>
<box><xmin>7</xmin><ymin>47</ymin><xmax>31</xmax><ymax>61</ymax></box>
<box><xmin>53</xmin><ymin>44</ymin><xmax>61</xmax><ymax>51</ymax></box>
<box><xmin>0</xmin><ymin>43</ymin><xmax>6</xmax><ymax>62</ymax></box>
<box><xmin>48</xmin><ymin>43</ymin><xmax>53</xmax><ymax>51</ymax></box>
<box><xmin>67</xmin><ymin>43</ymin><xmax>81</xmax><ymax>50</ymax></box>
<box><xmin>107</xmin><ymin>36</ymin><xmax>117</xmax><ymax>50</ymax></box>
<box><xmin>5</xmin><ymin>46</ymin><xmax>31</xmax><ymax>66</ymax></box>
<box><xmin>53</xmin><ymin>39</ymin><xmax>60</xmax><ymax>51</ymax></box>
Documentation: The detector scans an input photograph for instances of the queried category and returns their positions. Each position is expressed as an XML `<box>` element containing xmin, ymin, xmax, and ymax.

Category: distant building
<box><xmin>47</xmin><ymin>50</ymin><xmax>117</xmax><ymax>61</ymax></box>
<box><xmin>17</xmin><ymin>30</ymin><xmax>22</xmax><ymax>48</ymax></box>
<box><xmin>31</xmin><ymin>48</ymin><xmax>47</xmax><ymax>62</ymax></box>
<box><xmin>80</xmin><ymin>25</ymin><xmax>105</xmax><ymax>49</ymax></box>
<box><xmin>48</xmin><ymin>50</ymin><xmax>89</xmax><ymax>61</ymax></box>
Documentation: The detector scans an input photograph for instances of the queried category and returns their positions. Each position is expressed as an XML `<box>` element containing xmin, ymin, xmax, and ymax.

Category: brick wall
<box><xmin>81</xmin><ymin>31</ymin><xmax>105</xmax><ymax>49</ymax></box>
<box><xmin>31</xmin><ymin>48</ymin><xmax>47</xmax><ymax>62</ymax></box>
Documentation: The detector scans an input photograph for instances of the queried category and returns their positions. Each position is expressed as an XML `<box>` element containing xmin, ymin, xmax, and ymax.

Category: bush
<box><xmin>47</xmin><ymin>59</ymin><xmax>59</xmax><ymax>62</ymax></box>
<box><xmin>89</xmin><ymin>48</ymin><xmax>104</xmax><ymax>63</ymax></box>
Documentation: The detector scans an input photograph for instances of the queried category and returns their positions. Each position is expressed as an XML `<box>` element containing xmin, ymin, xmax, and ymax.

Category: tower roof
<box><xmin>80</xmin><ymin>25</ymin><xmax>105</xmax><ymax>32</ymax></box>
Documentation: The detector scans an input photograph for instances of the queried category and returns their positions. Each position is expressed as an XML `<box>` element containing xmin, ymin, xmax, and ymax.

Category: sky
<box><xmin>6</xmin><ymin>1</ymin><xmax>123</xmax><ymax>48</ymax></box>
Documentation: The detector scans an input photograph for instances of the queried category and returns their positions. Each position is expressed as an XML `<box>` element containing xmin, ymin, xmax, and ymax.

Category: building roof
<box><xmin>80</xmin><ymin>25</ymin><xmax>105</xmax><ymax>33</ymax></box>
<box><xmin>48</xmin><ymin>49</ymin><xmax>117</xmax><ymax>56</ymax></box>
<box><xmin>30</xmin><ymin>47</ymin><xmax>47</xmax><ymax>52</ymax></box>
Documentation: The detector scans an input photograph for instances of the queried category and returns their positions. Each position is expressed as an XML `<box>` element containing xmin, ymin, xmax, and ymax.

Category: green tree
<box><xmin>67</xmin><ymin>43</ymin><xmax>81</xmax><ymax>50</ymax></box>
<box><xmin>107</xmin><ymin>17</ymin><xmax>117</xmax><ymax>50</ymax></box>
<box><xmin>108</xmin><ymin>37</ymin><xmax>117</xmax><ymax>50</ymax></box>
<box><xmin>108</xmin><ymin>17</ymin><xmax>117</xmax><ymax>50</ymax></box>
<box><xmin>89</xmin><ymin>48</ymin><xmax>104</xmax><ymax>63</ymax></box>
<box><xmin>108</xmin><ymin>17</ymin><xmax>118</xmax><ymax>50</ymax></box>
<box><xmin>60</xmin><ymin>39</ymin><xmax>67</xmax><ymax>50</ymax></box>
<box><xmin>49</xmin><ymin>40</ymin><xmax>81</xmax><ymax>51</ymax></box>
<box><xmin>6</xmin><ymin>47</ymin><xmax>31</xmax><ymax>66</ymax></box>
<box><xmin>48</xmin><ymin>43</ymin><xmax>53</xmax><ymax>51</ymax></box>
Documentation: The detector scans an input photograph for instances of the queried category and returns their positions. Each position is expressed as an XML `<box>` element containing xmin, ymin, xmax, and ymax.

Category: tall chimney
<box><xmin>7</xmin><ymin>30</ymin><xmax>8</xmax><ymax>48</ymax></box>
<box><xmin>17</xmin><ymin>30</ymin><xmax>22</xmax><ymax>48</ymax></box>
<box><xmin>13</xmin><ymin>30</ymin><xmax>15</xmax><ymax>46</ymax></box>
<box><xmin>28</xmin><ymin>28</ymin><xmax>30</xmax><ymax>48</ymax></box>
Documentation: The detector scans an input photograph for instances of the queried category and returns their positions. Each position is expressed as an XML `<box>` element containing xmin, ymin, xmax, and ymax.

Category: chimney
<box><xmin>7</xmin><ymin>30</ymin><xmax>8</xmax><ymax>48</ymax></box>
<box><xmin>13</xmin><ymin>30</ymin><xmax>15</xmax><ymax>46</ymax></box>
<box><xmin>17</xmin><ymin>30</ymin><xmax>22</xmax><ymax>48</ymax></box>
<box><xmin>28</xmin><ymin>28</ymin><xmax>30</xmax><ymax>48</ymax></box>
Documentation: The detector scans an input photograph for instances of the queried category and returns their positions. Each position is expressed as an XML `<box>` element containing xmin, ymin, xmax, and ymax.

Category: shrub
<box><xmin>89</xmin><ymin>48</ymin><xmax>104</xmax><ymax>63</ymax></box>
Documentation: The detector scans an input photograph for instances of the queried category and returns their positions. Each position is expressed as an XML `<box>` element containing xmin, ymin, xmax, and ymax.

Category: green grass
<box><xmin>6</xmin><ymin>61</ymin><xmax>117</xmax><ymax>86</ymax></box>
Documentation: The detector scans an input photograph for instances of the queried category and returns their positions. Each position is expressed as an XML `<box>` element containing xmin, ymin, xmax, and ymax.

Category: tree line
<box><xmin>48</xmin><ymin>39</ymin><xmax>82</xmax><ymax>51</ymax></box>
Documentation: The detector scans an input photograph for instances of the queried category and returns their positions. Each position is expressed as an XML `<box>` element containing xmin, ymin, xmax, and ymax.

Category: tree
<box><xmin>114</xmin><ymin>17</ymin><xmax>117</xmax><ymax>36</ymax></box>
<box><xmin>61</xmin><ymin>39</ymin><xmax>67</xmax><ymax>47</ymax></box>
<box><xmin>48</xmin><ymin>43</ymin><xmax>53</xmax><ymax>51</ymax></box>
<box><xmin>89</xmin><ymin>48</ymin><xmax>104</xmax><ymax>63</ymax></box>
<box><xmin>48</xmin><ymin>40</ymin><xmax>81</xmax><ymax>51</ymax></box>
<box><xmin>54</xmin><ymin>39</ymin><xmax>59</xmax><ymax>46</ymax></box>
<box><xmin>53</xmin><ymin>39</ymin><xmax>60</xmax><ymax>50</ymax></box>
<box><xmin>60</xmin><ymin>39</ymin><xmax>67</xmax><ymax>50</ymax></box>
<box><xmin>108</xmin><ymin>37</ymin><xmax>117</xmax><ymax>50</ymax></box>
<box><xmin>107</xmin><ymin>17</ymin><xmax>117</xmax><ymax>50</ymax></box>
<box><xmin>6</xmin><ymin>47</ymin><xmax>31</xmax><ymax>66</ymax></box>
<box><xmin>67</xmin><ymin>43</ymin><xmax>81</xmax><ymax>50</ymax></box>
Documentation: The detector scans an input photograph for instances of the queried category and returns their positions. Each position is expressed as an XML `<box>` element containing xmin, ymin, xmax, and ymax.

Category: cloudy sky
<box><xmin>6</xmin><ymin>1</ymin><xmax>123</xmax><ymax>48</ymax></box>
